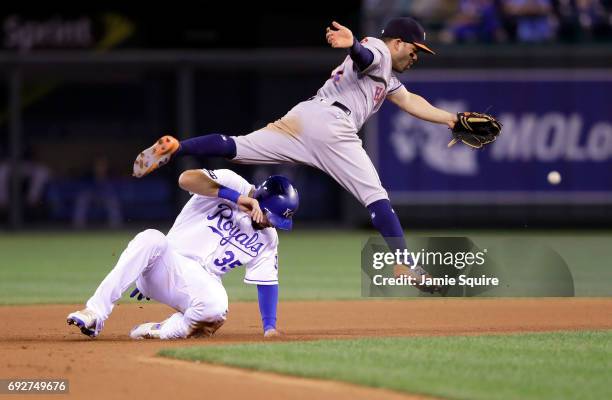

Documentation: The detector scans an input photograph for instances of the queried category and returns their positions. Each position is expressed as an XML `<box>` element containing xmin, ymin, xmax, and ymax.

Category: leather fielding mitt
<box><xmin>448</xmin><ymin>112</ymin><xmax>502</xmax><ymax>149</ymax></box>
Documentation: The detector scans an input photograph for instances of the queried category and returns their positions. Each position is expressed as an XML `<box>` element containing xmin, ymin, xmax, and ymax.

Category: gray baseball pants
<box><xmin>232</xmin><ymin>98</ymin><xmax>388</xmax><ymax>206</ymax></box>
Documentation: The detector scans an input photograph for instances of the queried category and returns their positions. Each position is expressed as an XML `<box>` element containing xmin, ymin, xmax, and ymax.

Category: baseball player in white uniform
<box><xmin>66</xmin><ymin>169</ymin><xmax>299</xmax><ymax>339</ymax></box>
<box><xmin>132</xmin><ymin>18</ymin><xmax>459</xmax><ymax>293</ymax></box>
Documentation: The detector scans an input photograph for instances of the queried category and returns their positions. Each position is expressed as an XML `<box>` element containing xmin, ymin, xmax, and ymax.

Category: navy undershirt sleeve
<box><xmin>349</xmin><ymin>38</ymin><xmax>374</xmax><ymax>71</ymax></box>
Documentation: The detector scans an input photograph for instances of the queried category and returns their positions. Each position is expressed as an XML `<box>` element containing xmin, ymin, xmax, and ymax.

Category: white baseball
<box><xmin>547</xmin><ymin>171</ymin><xmax>561</xmax><ymax>185</ymax></box>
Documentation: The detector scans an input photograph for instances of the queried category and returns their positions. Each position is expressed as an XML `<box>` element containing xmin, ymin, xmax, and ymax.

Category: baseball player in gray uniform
<box><xmin>133</xmin><ymin>17</ymin><xmax>460</xmax><ymax>292</ymax></box>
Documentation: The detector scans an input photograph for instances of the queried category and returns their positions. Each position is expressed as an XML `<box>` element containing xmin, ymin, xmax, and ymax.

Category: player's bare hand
<box><xmin>326</xmin><ymin>21</ymin><xmax>353</xmax><ymax>48</ymax></box>
<box><xmin>238</xmin><ymin>196</ymin><xmax>264</xmax><ymax>224</ymax></box>
<box><xmin>264</xmin><ymin>328</ymin><xmax>281</xmax><ymax>338</ymax></box>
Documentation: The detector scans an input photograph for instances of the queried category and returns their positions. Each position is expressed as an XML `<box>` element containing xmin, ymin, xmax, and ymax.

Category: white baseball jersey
<box><xmin>84</xmin><ymin>169</ymin><xmax>277</xmax><ymax>339</ymax></box>
<box><xmin>166</xmin><ymin>169</ymin><xmax>280</xmax><ymax>285</ymax></box>
<box><xmin>316</xmin><ymin>36</ymin><xmax>403</xmax><ymax>130</ymax></box>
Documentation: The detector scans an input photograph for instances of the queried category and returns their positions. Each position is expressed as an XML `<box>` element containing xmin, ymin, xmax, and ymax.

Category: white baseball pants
<box><xmin>85</xmin><ymin>229</ymin><xmax>228</xmax><ymax>339</ymax></box>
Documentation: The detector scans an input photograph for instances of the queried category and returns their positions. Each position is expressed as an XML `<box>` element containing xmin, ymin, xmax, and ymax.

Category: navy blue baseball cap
<box><xmin>380</xmin><ymin>17</ymin><xmax>435</xmax><ymax>55</ymax></box>
<box><xmin>254</xmin><ymin>175</ymin><xmax>299</xmax><ymax>230</ymax></box>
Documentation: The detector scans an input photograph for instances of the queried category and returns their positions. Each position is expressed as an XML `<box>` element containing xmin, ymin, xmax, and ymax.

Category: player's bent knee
<box><xmin>188</xmin><ymin>303</ymin><xmax>228</xmax><ymax>338</ymax></box>
<box><xmin>133</xmin><ymin>229</ymin><xmax>167</xmax><ymax>251</ymax></box>
<box><xmin>208</xmin><ymin>305</ymin><xmax>228</xmax><ymax>323</ymax></box>
<box><xmin>191</xmin><ymin>299</ymin><xmax>228</xmax><ymax>323</ymax></box>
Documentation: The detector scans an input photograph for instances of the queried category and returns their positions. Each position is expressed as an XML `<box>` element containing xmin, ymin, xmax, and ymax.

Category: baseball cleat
<box><xmin>133</xmin><ymin>135</ymin><xmax>180</xmax><ymax>178</ymax></box>
<box><xmin>67</xmin><ymin>308</ymin><xmax>104</xmax><ymax>338</ymax></box>
<box><xmin>129</xmin><ymin>322</ymin><xmax>162</xmax><ymax>340</ymax></box>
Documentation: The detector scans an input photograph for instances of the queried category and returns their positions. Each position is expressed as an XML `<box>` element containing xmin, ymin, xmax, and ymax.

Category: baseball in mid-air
<box><xmin>547</xmin><ymin>171</ymin><xmax>561</xmax><ymax>185</ymax></box>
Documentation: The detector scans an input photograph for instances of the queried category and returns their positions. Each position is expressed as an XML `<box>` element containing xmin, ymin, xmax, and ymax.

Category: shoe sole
<box><xmin>67</xmin><ymin>316</ymin><xmax>96</xmax><ymax>338</ymax></box>
<box><xmin>133</xmin><ymin>136</ymin><xmax>179</xmax><ymax>178</ymax></box>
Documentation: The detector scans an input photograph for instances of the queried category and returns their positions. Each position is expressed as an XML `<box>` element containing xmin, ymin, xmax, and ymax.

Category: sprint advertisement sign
<box><xmin>374</xmin><ymin>71</ymin><xmax>612</xmax><ymax>204</ymax></box>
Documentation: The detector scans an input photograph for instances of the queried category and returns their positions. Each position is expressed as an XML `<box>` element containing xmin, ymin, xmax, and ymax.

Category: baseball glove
<box><xmin>448</xmin><ymin>112</ymin><xmax>502</xmax><ymax>149</ymax></box>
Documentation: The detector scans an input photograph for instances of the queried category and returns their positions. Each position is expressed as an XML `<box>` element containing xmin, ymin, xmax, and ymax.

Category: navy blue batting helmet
<box><xmin>254</xmin><ymin>175</ymin><xmax>299</xmax><ymax>231</ymax></box>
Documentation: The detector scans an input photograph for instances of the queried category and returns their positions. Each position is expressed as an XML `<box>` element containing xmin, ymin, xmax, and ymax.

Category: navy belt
<box><xmin>308</xmin><ymin>97</ymin><xmax>352</xmax><ymax>116</ymax></box>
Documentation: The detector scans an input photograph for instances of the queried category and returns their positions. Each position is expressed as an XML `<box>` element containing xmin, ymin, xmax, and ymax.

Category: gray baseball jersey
<box><xmin>317</xmin><ymin>36</ymin><xmax>403</xmax><ymax>131</ymax></box>
<box><xmin>233</xmin><ymin>36</ymin><xmax>400</xmax><ymax>206</ymax></box>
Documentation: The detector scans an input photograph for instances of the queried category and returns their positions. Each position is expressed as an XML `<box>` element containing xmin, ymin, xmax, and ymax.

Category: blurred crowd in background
<box><xmin>365</xmin><ymin>0</ymin><xmax>612</xmax><ymax>43</ymax></box>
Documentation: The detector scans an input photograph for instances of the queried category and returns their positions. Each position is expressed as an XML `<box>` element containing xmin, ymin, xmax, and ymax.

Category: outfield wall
<box><xmin>2</xmin><ymin>49</ymin><xmax>611</xmax><ymax>229</ymax></box>
<box><xmin>369</xmin><ymin>69</ymin><xmax>612</xmax><ymax>205</ymax></box>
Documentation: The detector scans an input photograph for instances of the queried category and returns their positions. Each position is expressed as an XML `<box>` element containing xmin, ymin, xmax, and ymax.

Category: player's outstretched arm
<box><xmin>178</xmin><ymin>169</ymin><xmax>263</xmax><ymax>223</ymax></box>
<box><xmin>326</xmin><ymin>21</ymin><xmax>374</xmax><ymax>71</ymax></box>
<box><xmin>257</xmin><ymin>284</ymin><xmax>280</xmax><ymax>338</ymax></box>
<box><xmin>178</xmin><ymin>169</ymin><xmax>220</xmax><ymax>196</ymax></box>
<box><xmin>326</xmin><ymin>21</ymin><xmax>354</xmax><ymax>48</ymax></box>
<box><xmin>387</xmin><ymin>86</ymin><xmax>457</xmax><ymax>128</ymax></box>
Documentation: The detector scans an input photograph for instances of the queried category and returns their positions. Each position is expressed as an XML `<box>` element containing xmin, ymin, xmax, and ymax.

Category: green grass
<box><xmin>0</xmin><ymin>230</ymin><xmax>365</xmax><ymax>304</ymax></box>
<box><xmin>0</xmin><ymin>232</ymin><xmax>130</xmax><ymax>304</ymax></box>
<box><xmin>0</xmin><ymin>230</ymin><xmax>610</xmax><ymax>304</ymax></box>
<box><xmin>460</xmin><ymin>233</ymin><xmax>612</xmax><ymax>296</ymax></box>
<box><xmin>159</xmin><ymin>330</ymin><xmax>612</xmax><ymax>400</ymax></box>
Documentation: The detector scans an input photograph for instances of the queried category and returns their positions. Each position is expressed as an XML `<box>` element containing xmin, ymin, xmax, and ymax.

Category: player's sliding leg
<box><xmin>129</xmin><ymin>312</ymin><xmax>181</xmax><ymax>340</ymax></box>
<box><xmin>67</xmin><ymin>229</ymin><xmax>170</xmax><ymax>337</ymax></box>
<box><xmin>129</xmin><ymin>308</ymin><xmax>227</xmax><ymax>340</ymax></box>
<box><xmin>133</xmin><ymin>134</ymin><xmax>237</xmax><ymax>178</ymax></box>
<box><xmin>130</xmin><ymin>263</ymin><xmax>229</xmax><ymax>340</ymax></box>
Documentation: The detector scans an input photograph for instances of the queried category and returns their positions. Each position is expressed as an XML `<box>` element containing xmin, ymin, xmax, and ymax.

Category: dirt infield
<box><xmin>1</xmin><ymin>299</ymin><xmax>611</xmax><ymax>400</ymax></box>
